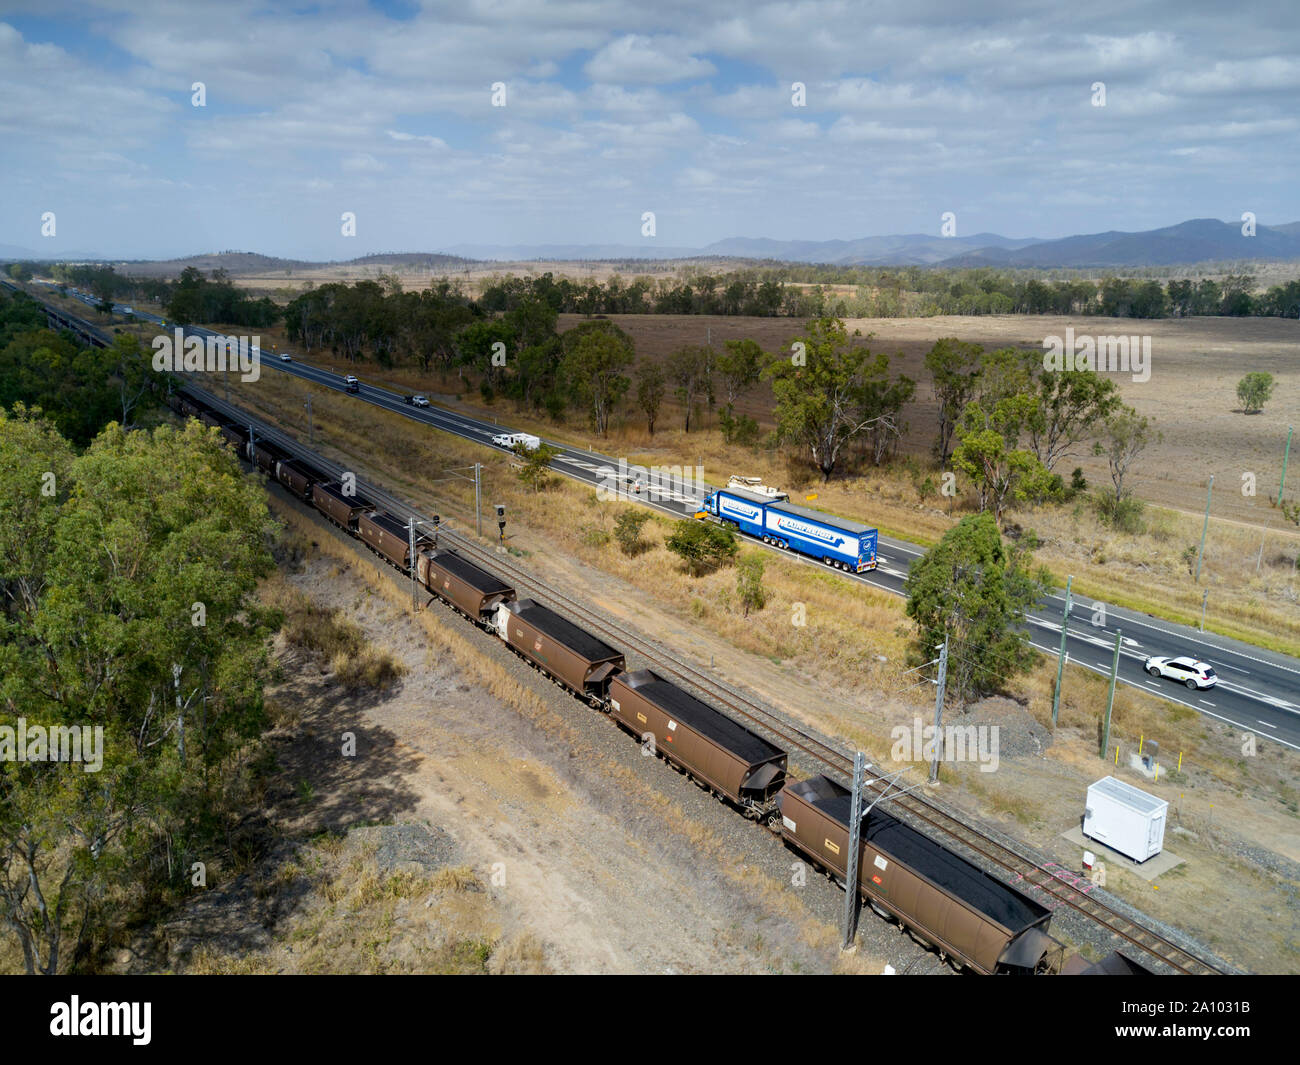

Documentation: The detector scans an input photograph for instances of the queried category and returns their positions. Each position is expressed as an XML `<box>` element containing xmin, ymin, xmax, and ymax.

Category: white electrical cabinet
<box><xmin>1083</xmin><ymin>776</ymin><xmax>1167</xmax><ymax>862</ymax></box>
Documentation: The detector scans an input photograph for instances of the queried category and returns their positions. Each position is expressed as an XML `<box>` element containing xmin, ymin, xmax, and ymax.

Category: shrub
<box><xmin>735</xmin><ymin>552</ymin><xmax>767</xmax><ymax>616</ymax></box>
<box><xmin>1236</xmin><ymin>371</ymin><xmax>1275</xmax><ymax>414</ymax></box>
<box><xmin>613</xmin><ymin>509</ymin><xmax>651</xmax><ymax>555</ymax></box>
<box><xmin>1093</xmin><ymin>491</ymin><xmax>1145</xmax><ymax>533</ymax></box>
<box><xmin>665</xmin><ymin>519</ymin><xmax>738</xmax><ymax>576</ymax></box>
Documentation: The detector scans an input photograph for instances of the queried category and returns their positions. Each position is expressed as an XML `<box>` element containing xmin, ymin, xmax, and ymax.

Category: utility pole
<box><xmin>1194</xmin><ymin>475</ymin><xmax>1213</xmax><ymax>582</ymax></box>
<box><xmin>248</xmin><ymin>424</ymin><xmax>256</xmax><ymax>464</ymax></box>
<box><xmin>841</xmin><ymin>751</ymin><xmax>866</xmax><ymax>949</ymax></box>
<box><xmin>1279</xmin><ymin>426</ymin><xmax>1293</xmax><ymax>506</ymax></box>
<box><xmin>1199</xmin><ymin>589</ymin><xmax>1208</xmax><ymax>632</ymax></box>
<box><xmin>1101</xmin><ymin>628</ymin><xmax>1122</xmax><ymax>759</ymax></box>
<box><xmin>474</xmin><ymin>462</ymin><xmax>482</xmax><ymax>538</ymax></box>
<box><xmin>1051</xmin><ymin>575</ymin><xmax>1072</xmax><ymax>727</ymax></box>
<box><xmin>929</xmin><ymin>637</ymin><xmax>948</xmax><ymax>784</ymax></box>
<box><xmin>304</xmin><ymin>396</ymin><xmax>314</xmax><ymax>447</ymax></box>
<box><xmin>408</xmin><ymin>519</ymin><xmax>418</xmax><ymax>612</ymax></box>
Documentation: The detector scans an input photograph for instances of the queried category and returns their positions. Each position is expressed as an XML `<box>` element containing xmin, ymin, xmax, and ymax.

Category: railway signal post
<box><xmin>841</xmin><ymin>751</ymin><xmax>866</xmax><ymax>949</ymax></box>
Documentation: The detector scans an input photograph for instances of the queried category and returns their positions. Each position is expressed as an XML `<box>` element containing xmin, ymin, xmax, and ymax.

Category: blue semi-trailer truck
<box><xmin>697</xmin><ymin>484</ymin><xmax>879</xmax><ymax>572</ymax></box>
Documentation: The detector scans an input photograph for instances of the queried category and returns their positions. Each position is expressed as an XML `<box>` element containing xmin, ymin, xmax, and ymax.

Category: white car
<box><xmin>279</xmin><ymin>352</ymin><xmax>293</xmax><ymax>362</ymax></box>
<box><xmin>1144</xmin><ymin>655</ymin><xmax>1217</xmax><ymax>690</ymax></box>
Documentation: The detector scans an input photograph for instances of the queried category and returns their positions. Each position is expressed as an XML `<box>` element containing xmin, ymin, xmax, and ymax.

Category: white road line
<box><xmin>1201</xmin><ymin>701</ymin><xmax>1216</xmax><ymax>707</ymax></box>
<box><xmin>1258</xmin><ymin>720</ymin><xmax>1277</xmax><ymax>729</ymax></box>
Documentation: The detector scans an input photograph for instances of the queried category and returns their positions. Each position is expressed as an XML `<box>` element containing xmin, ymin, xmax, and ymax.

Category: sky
<box><xmin>2</xmin><ymin>0</ymin><xmax>1299</xmax><ymax>260</ymax></box>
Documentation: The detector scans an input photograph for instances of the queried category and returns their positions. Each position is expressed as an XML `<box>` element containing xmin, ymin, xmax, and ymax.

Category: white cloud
<box><xmin>584</xmin><ymin>34</ymin><xmax>715</xmax><ymax>84</ymax></box>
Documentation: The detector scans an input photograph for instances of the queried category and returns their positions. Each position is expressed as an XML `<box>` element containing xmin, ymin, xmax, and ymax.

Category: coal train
<box><xmin>172</xmin><ymin>389</ymin><xmax>1101</xmax><ymax>976</ymax></box>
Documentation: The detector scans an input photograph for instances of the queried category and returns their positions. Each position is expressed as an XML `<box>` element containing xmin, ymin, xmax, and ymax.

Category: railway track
<box><xmin>182</xmin><ymin>381</ymin><xmax>1232</xmax><ymax>976</ymax></box>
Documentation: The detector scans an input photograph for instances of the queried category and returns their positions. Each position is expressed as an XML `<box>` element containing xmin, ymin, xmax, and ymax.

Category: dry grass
<box><xmin>262</xmin><ymin>574</ymin><xmax>406</xmax><ymax>691</ymax></box>
<box><xmin>185</xmin><ymin>836</ymin><xmax>541</xmax><ymax>975</ymax></box>
<box><xmin>330</xmin><ymin>646</ymin><xmax>407</xmax><ymax>692</ymax></box>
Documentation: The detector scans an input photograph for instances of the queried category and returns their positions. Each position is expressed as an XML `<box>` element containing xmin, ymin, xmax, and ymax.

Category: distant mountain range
<box><xmin>443</xmin><ymin>219</ymin><xmax>1300</xmax><ymax>268</ymax></box>
<box><xmin>937</xmin><ymin>218</ymin><xmax>1300</xmax><ymax>268</ymax></box>
<box><xmin>5</xmin><ymin>218</ymin><xmax>1300</xmax><ymax>271</ymax></box>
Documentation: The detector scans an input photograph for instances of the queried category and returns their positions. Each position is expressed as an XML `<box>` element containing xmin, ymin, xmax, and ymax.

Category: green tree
<box><xmin>952</xmin><ymin>395</ymin><xmax>1057</xmax><ymax>526</ymax></box>
<box><xmin>666</xmin><ymin>344</ymin><xmax>712</xmax><ymax>431</ymax></box>
<box><xmin>1093</xmin><ymin>406</ymin><xmax>1160</xmax><ymax>516</ymax></box>
<box><xmin>560</xmin><ymin>320</ymin><xmax>634</xmax><ymax>435</ymax></box>
<box><xmin>614</xmin><ymin>509</ymin><xmax>651</xmax><ymax>555</ymax></box>
<box><xmin>0</xmin><ymin>412</ymin><xmax>277</xmax><ymax>973</ymax></box>
<box><xmin>1026</xmin><ymin>365</ymin><xmax>1122</xmax><ymax>472</ymax></box>
<box><xmin>635</xmin><ymin>361</ymin><xmax>665</xmax><ymax>436</ymax></box>
<box><xmin>924</xmin><ymin>337</ymin><xmax>983</xmax><ymax>464</ymax></box>
<box><xmin>1236</xmin><ymin>371</ymin><xmax>1275</xmax><ymax>414</ymax></box>
<box><xmin>514</xmin><ymin>441</ymin><xmax>559</xmax><ymax>493</ymax></box>
<box><xmin>666</xmin><ymin>520</ymin><xmax>737</xmax><ymax>576</ymax></box>
<box><xmin>735</xmin><ymin>551</ymin><xmax>767</xmax><ymax>616</ymax></box>
<box><xmin>904</xmin><ymin>513</ymin><xmax>1046</xmax><ymax>702</ymax></box>
<box><xmin>717</xmin><ymin>338</ymin><xmax>764</xmax><ymax>420</ymax></box>
<box><xmin>765</xmin><ymin>317</ymin><xmax>890</xmax><ymax>481</ymax></box>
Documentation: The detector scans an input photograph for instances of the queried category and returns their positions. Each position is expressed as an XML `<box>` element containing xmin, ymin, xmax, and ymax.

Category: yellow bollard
<box><xmin>1114</xmin><ymin>745</ymin><xmax>1120</xmax><ymax>766</ymax></box>
<box><xmin>1139</xmin><ymin>734</ymin><xmax>1144</xmax><ymax>755</ymax></box>
<box><xmin>1154</xmin><ymin>765</ymin><xmax>1159</xmax><ymax>783</ymax></box>
<box><xmin>1178</xmin><ymin>751</ymin><xmax>1183</xmax><ymax>772</ymax></box>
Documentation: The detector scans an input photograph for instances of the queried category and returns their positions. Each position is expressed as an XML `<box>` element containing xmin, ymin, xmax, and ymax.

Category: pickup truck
<box><xmin>404</xmin><ymin>394</ymin><xmax>430</xmax><ymax>408</ymax></box>
<box><xmin>344</xmin><ymin>374</ymin><xmax>360</xmax><ymax>393</ymax></box>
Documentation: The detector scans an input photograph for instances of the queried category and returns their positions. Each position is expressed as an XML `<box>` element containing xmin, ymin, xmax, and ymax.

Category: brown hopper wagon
<box><xmin>274</xmin><ymin>458</ymin><xmax>322</xmax><ymax>499</ymax></box>
<box><xmin>251</xmin><ymin>439</ymin><xmax>288</xmax><ymax>474</ymax></box>
<box><xmin>778</xmin><ymin>775</ymin><xmax>1053</xmax><ymax>974</ymax></box>
<box><xmin>219</xmin><ymin>424</ymin><xmax>247</xmax><ymax>453</ymax></box>
<box><xmin>418</xmin><ymin>550</ymin><xmax>515</xmax><ymax>624</ymax></box>
<box><xmin>311</xmin><ymin>481</ymin><xmax>375</xmax><ymax>532</ymax></box>
<box><xmin>607</xmin><ymin>669</ymin><xmax>786</xmax><ymax>819</ymax></box>
<box><xmin>357</xmin><ymin>510</ymin><xmax>433</xmax><ymax>569</ymax></box>
<box><xmin>495</xmin><ymin>598</ymin><xmax>623</xmax><ymax>703</ymax></box>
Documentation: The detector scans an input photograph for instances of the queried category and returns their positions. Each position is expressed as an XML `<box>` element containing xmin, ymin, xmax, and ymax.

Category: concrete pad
<box><xmin>1061</xmin><ymin>825</ymin><xmax>1185</xmax><ymax>881</ymax></box>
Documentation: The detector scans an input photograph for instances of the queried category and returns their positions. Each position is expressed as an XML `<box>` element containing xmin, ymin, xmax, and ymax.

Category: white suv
<box><xmin>1144</xmin><ymin>655</ymin><xmax>1217</xmax><ymax>690</ymax></box>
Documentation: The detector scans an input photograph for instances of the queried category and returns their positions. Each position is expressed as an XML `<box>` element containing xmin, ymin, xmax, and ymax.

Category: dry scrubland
<box><xmin>216</xmin><ymin>362</ymin><xmax>1297</xmax><ymax>972</ymax></box>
